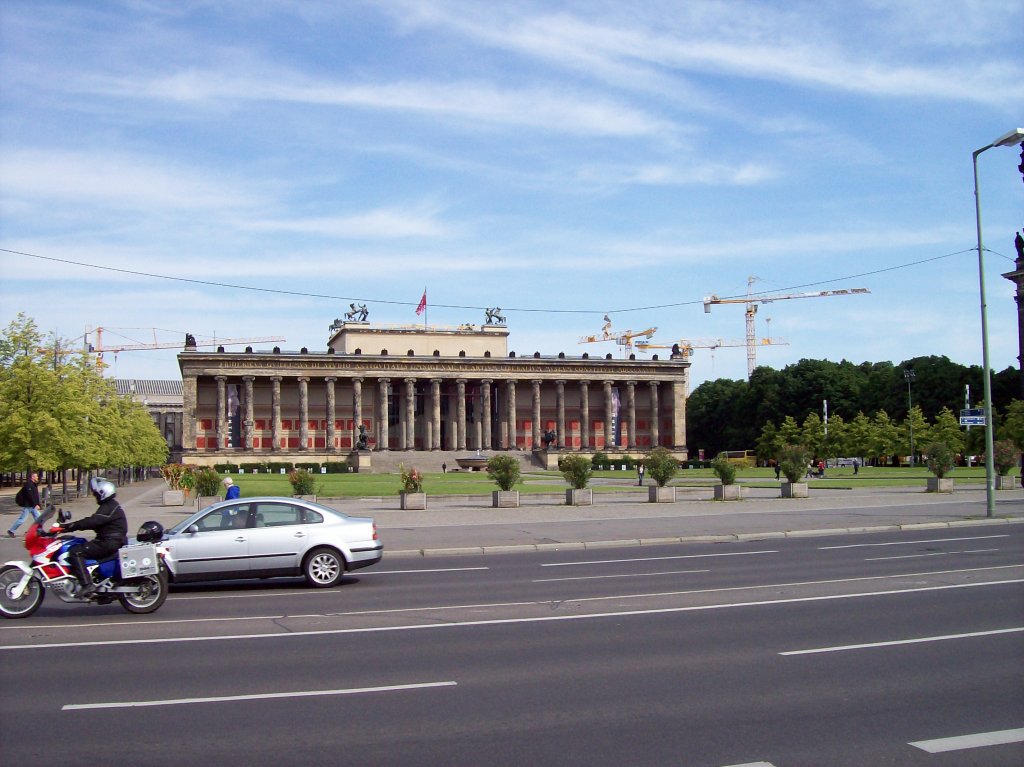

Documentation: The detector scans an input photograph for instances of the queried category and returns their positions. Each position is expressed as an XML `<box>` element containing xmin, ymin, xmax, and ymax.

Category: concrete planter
<box><xmin>927</xmin><ymin>477</ymin><xmax>954</xmax><ymax>493</ymax></box>
<box><xmin>400</xmin><ymin>492</ymin><xmax>427</xmax><ymax>510</ymax></box>
<box><xmin>781</xmin><ymin>482</ymin><xmax>809</xmax><ymax>498</ymax></box>
<box><xmin>492</xmin><ymin>490</ymin><xmax>520</xmax><ymax>508</ymax></box>
<box><xmin>565</xmin><ymin>488</ymin><xmax>593</xmax><ymax>506</ymax></box>
<box><xmin>713</xmin><ymin>484</ymin><xmax>743</xmax><ymax>501</ymax></box>
<box><xmin>161</xmin><ymin>490</ymin><xmax>185</xmax><ymax>506</ymax></box>
<box><xmin>648</xmin><ymin>486</ymin><xmax>676</xmax><ymax>503</ymax></box>
<box><xmin>996</xmin><ymin>474</ymin><xmax>1017</xmax><ymax>490</ymax></box>
<box><xmin>197</xmin><ymin>495</ymin><xmax>220</xmax><ymax>509</ymax></box>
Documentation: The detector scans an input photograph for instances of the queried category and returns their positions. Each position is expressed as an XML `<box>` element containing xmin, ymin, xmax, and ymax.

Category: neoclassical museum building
<box><xmin>178</xmin><ymin>321</ymin><xmax>690</xmax><ymax>467</ymax></box>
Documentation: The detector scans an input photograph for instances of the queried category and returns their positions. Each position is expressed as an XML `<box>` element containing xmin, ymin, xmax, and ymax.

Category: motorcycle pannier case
<box><xmin>118</xmin><ymin>544</ymin><xmax>160</xmax><ymax>578</ymax></box>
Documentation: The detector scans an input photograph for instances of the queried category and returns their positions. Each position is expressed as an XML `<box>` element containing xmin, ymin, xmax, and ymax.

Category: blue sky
<box><xmin>2</xmin><ymin>0</ymin><xmax>1022</xmax><ymax>390</ymax></box>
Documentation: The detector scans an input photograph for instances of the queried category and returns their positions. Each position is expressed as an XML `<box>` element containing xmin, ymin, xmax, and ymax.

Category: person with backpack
<box><xmin>8</xmin><ymin>471</ymin><xmax>42</xmax><ymax>537</ymax></box>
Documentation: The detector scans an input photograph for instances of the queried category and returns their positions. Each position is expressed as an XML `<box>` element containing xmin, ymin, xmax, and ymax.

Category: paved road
<box><xmin>1</xmin><ymin>526</ymin><xmax>1021</xmax><ymax>765</ymax></box>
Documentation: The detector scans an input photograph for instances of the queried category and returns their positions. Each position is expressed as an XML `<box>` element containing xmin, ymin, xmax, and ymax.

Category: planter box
<box><xmin>492</xmin><ymin>490</ymin><xmax>520</xmax><ymax>508</ymax></box>
<box><xmin>927</xmin><ymin>477</ymin><xmax>954</xmax><ymax>493</ymax></box>
<box><xmin>400</xmin><ymin>492</ymin><xmax>427</xmax><ymax>510</ymax></box>
<box><xmin>648</xmin><ymin>486</ymin><xmax>676</xmax><ymax>503</ymax></box>
<box><xmin>781</xmin><ymin>482</ymin><xmax>809</xmax><ymax>498</ymax></box>
<box><xmin>161</xmin><ymin>490</ymin><xmax>185</xmax><ymax>507</ymax></box>
<box><xmin>713</xmin><ymin>484</ymin><xmax>743</xmax><ymax>501</ymax></box>
<box><xmin>197</xmin><ymin>495</ymin><xmax>220</xmax><ymax>509</ymax></box>
<box><xmin>996</xmin><ymin>474</ymin><xmax>1017</xmax><ymax>490</ymax></box>
<box><xmin>565</xmin><ymin>488</ymin><xmax>593</xmax><ymax>506</ymax></box>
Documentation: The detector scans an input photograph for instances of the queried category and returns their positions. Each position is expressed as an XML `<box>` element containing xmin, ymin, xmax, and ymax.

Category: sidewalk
<box><xmin>5</xmin><ymin>478</ymin><xmax>1021</xmax><ymax>560</ymax></box>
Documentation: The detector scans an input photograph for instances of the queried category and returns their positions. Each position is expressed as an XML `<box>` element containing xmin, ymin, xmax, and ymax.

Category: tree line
<box><xmin>686</xmin><ymin>356</ymin><xmax>1023</xmax><ymax>464</ymax></box>
<box><xmin>0</xmin><ymin>314</ymin><xmax>168</xmax><ymax>485</ymax></box>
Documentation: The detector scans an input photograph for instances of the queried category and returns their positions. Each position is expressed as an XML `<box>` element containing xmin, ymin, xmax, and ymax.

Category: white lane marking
<box><xmin>721</xmin><ymin>762</ymin><xmax>776</xmax><ymax>767</ymax></box>
<box><xmin>781</xmin><ymin>627</ymin><xmax>1024</xmax><ymax>656</ymax></box>
<box><xmin>821</xmin><ymin>535</ymin><xmax>1008</xmax><ymax>550</ymax></box>
<box><xmin>3</xmin><ymin>565</ymin><xmax>1021</xmax><ymax>634</ymax></box>
<box><xmin>541</xmin><ymin>550</ymin><xmax>778</xmax><ymax>567</ymax></box>
<box><xmin>909</xmin><ymin>727</ymin><xmax>1024</xmax><ymax>753</ymax></box>
<box><xmin>534</xmin><ymin>569</ymin><xmax>710</xmax><ymax>583</ymax></box>
<box><xmin>865</xmin><ymin>548</ymin><xmax>1000</xmax><ymax>561</ymax></box>
<box><xmin>5</xmin><ymin>578</ymin><xmax>1022</xmax><ymax>651</ymax></box>
<box><xmin>63</xmin><ymin>680</ymin><xmax>457</xmax><ymax>710</ymax></box>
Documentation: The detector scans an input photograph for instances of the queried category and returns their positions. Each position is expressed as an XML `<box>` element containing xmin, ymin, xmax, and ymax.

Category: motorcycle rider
<box><xmin>53</xmin><ymin>477</ymin><xmax>128</xmax><ymax>597</ymax></box>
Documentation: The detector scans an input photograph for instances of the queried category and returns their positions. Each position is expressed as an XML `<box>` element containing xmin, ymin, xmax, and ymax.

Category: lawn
<box><xmin>207</xmin><ymin>464</ymin><xmax>1011</xmax><ymax>499</ymax></box>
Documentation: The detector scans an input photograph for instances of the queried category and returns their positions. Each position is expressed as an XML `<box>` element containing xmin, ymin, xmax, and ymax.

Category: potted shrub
<box><xmin>925</xmin><ymin>441</ymin><xmax>955</xmax><ymax>493</ymax></box>
<box><xmin>191</xmin><ymin>465</ymin><xmax>223</xmax><ymax>508</ymax></box>
<box><xmin>711</xmin><ymin>451</ymin><xmax>742</xmax><ymax>501</ymax></box>
<box><xmin>160</xmin><ymin>463</ymin><xmax>186</xmax><ymax>506</ymax></box>
<box><xmin>993</xmin><ymin>439</ymin><xmax>1020</xmax><ymax>490</ymax></box>
<box><xmin>486</xmin><ymin>454</ymin><xmax>521</xmax><ymax>507</ymax></box>
<box><xmin>399</xmin><ymin>463</ymin><xmax>426</xmax><ymax>509</ymax></box>
<box><xmin>560</xmin><ymin>454</ymin><xmax>593</xmax><ymax>506</ymax></box>
<box><xmin>645</xmin><ymin>447</ymin><xmax>678</xmax><ymax>502</ymax></box>
<box><xmin>778</xmin><ymin>445</ymin><xmax>811</xmax><ymax>498</ymax></box>
<box><xmin>178</xmin><ymin>465</ymin><xmax>196</xmax><ymax>502</ymax></box>
<box><xmin>289</xmin><ymin>468</ymin><xmax>320</xmax><ymax>500</ymax></box>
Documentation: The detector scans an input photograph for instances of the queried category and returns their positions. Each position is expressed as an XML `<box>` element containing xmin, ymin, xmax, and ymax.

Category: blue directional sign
<box><xmin>960</xmin><ymin>408</ymin><xmax>985</xmax><ymax>426</ymax></box>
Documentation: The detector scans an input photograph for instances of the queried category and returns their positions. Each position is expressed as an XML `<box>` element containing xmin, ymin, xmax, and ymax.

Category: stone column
<box><xmin>649</xmin><ymin>381</ymin><xmax>660</xmax><ymax>449</ymax></box>
<box><xmin>431</xmin><ymin>379</ymin><xmax>442</xmax><ymax>450</ymax></box>
<box><xmin>555</xmin><ymin>380</ymin><xmax>566</xmax><ymax>449</ymax></box>
<box><xmin>378</xmin><ymin>378</ymin><xmax>390</xmax><ymax>451</ymax></box>
<box><xmin>270</xmin><ymin>376</ymin><xmax>282</xmax><ymax>452</ymax></box>
<box><xmin>531</xmin><ymin>380</ymin><xmax>542</xmax><ymax>449</ymax></box>
<box><xmin>456</xmin><ymin>379</ymin><xmax>467</xmax><ymax>451</ymax></box>
<box><xmin>352</xmin><ymin>377</ymin><xmax>363</xmax><ymax>449</ymax></box>
<box><xmin>481</xmin><ymin>379</ymin><xmax>493</xmax><ymax>450</ymax></box>
<box><xmin>182</xmin><ymin>374</ymin><xmax>197</xmax><ymax>450</ymax></box>
<box><xmin>603</xmin><ymin>380</ymin><xmax>615</xmax><ymax>449</ymax></box>
<box><xmin>580</xmin><ymin>380</ymin><xmax>590</xmax><ymax>450</ymax></box>
<box><xmin>215</xmin><ymin>376</ymin><xmax>227</xmax><ymax>450</ymax></box>
<box><xmin>243</xmin><ymin>376</ymin><xmax>255</xmax><ymax>450</ymax></box>
<box><xmin>325</xmin><ymin>377</ymin><xmax>337</xmax><ymax>452</ymax></box>
<box><xmin>298</xmin><ymin>377</ymin><xmax>309</xmax><ymax>451</ymax></box>
<box><xmin>672</xmin><ymin>380</ymin><xmax>687</xmax><ymax>451</ymax></box>
<box><xmin>506</xmin><ymin>380</ymin><xmax>517</xmax><ymax>449</ymax></box>
<box><xmin>405</xmin><ymin>378</ymin><xmax>416</xmax><ymax>450</ymax></box>
<box><xmin>626</xmin><ymin>380</ymin><xmax>636</xmax><ymax>449</ymax></box>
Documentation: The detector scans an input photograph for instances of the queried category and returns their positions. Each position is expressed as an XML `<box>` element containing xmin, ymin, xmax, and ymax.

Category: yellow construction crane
<box><xmin>579</xmin><ymin>316</ymin><xmax>657</xmax><ymax>357</ymax></box>
<box><xmin>703</xmin><ymin>277</ymin><xmax>868</xmax><ymax>377</ymax></box>
<box><xmin>636</xmin><ymin>336</ymin><xmax>789</xmax><ymax>361</ymax></box>
<box><xmin>86</xmin><ymin>327</ymin><xmax>286</xmax><ymax>367</ymax></box>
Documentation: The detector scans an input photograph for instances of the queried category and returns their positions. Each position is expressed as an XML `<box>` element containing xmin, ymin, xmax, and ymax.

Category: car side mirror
<box><xmin>187</xmin><ymin>524</ymin><xmax>199</xmax><ymax>534</ymax></box>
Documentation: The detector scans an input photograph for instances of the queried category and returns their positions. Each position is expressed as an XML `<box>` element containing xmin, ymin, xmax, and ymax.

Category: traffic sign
<box><xmin>960</xmin><ymin>416</ymin><xmax>985</xmax><ymax>426</ymax></box>
<box><xmin>960</xmin><ymin>408</ymin><xmax>984</xmax><ymax>418</ymax></box>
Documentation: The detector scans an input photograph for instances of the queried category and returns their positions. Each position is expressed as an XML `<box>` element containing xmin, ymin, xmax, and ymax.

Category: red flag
<box><xmin>415</xmin><ymin>289</ymin><xmax>427</xmax><ymax>315</ymax></box>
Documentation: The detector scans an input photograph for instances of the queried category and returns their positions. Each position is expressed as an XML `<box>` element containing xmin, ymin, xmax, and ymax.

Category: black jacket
<box><xmin>65</xmin><ymin>496</ymin><xmax>128</xmax><ymax>547</ymax></box>
<box><xmin>19</xmin><ymin>480</ymin><xmax>40</xmax><ymax>508</ymax></box>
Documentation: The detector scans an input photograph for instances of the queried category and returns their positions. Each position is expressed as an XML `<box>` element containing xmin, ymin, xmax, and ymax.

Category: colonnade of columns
<box><xmin>195</xmin><ymin>374</ymin><xmax>684</xmax><ymax>453</ymax></box>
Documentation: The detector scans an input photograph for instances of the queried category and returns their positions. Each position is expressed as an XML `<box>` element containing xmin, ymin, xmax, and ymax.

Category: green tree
<box><xmin>845</xmin><ymin>412</ymin><xmax>873</xmax><ymax>460</ymax></box>
<box><xmin>930</xmin><ymin>407</ymin><xmax>965</xmax><ymax>456</ymax></box>
<box><xmin>869</xmin><ymin>410</ymin><xmax>900</xmax><ymax>464</ymax></box>
<box><xmin>823</xmin><ymin>413</ymin><xmax>847</xmax><ymax>459</ymax></box>
<box><xmin>999</xmin><ymin>400</ymin><xmax>1024</xmax><ymax>449</ymax></box>
<box><xmin>800</xmin><ymin>412</ymin><xmax>826</xmax><ymax>457</ymax></box>
<box><xmin>756</xmin><ymin>421</ymin><xmax>781</xmax><ymax>464</ymax></box>
<box><xmin>778</xmin><ymin>415</ymin><xmax>801</xmax><ymax>446</ymax></box>
<box><xmin>900</xmin><ymin>405</ymin><xmax>930</xmax><ymax>463</ymax></box>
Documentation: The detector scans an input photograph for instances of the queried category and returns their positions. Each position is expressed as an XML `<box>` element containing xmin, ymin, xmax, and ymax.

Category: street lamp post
<box><xmin>973</xmin><ymin>127</ymin><xmax>1024</xmax><ymax>518</ymax></box>
<box><xmin>903</xmin><ymin>368</ymin><xmax>915</xmax><ymax>467</ymax></box>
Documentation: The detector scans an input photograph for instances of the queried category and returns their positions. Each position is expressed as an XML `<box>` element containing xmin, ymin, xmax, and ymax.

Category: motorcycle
<box><xmin>0</xmin><ymin>507</ymin><xmax>169</xmax><ymax>619</ymax></box>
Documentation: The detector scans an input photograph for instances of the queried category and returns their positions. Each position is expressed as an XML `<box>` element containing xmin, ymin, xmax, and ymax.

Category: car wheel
<box><xmin>303</xmin><ymin>547</ymin><xmax>345</xmax><ymax>588</ymax></box>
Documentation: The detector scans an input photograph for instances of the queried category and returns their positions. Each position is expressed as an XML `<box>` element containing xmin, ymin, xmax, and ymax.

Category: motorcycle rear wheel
<box><xmin>0</xmin><ymin>565</ymin><xmax>44</xmax><ymax>619</ymax></box>
<box><xmin>118</xmin><ymin>571</ymin><xmax>168</xmax><ymax>614</ymax></box>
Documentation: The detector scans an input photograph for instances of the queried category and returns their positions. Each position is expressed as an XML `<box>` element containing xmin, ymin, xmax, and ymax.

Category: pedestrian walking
<box><xmin>222</xmin><ymin>476</ymin><xmax>241</xmax><ymax>500</ymax></box>
<box><xmin>774</xmin><ymin>461</ymin><xmax>781</xmax><ymax>481</ymax></box>
<box><xmin>8</xmin><ymin>471</ymin><xmax>42</xmax><ymax>537</ymax></box>
<box><xmin>637</xmin><ymin>463</ymin><xmax>645</xmax><ymax>486</ymax></box>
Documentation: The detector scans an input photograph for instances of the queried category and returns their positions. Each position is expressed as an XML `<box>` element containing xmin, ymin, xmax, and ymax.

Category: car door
<box><xmin>167</xmin><ymin>504</ymin><xmax>253</xmax><ymax>579</ymax></box>
<box><xmin>244</xmin><ymin>501</ymin><xmax>309</xmax><ymax>575</ymax></box>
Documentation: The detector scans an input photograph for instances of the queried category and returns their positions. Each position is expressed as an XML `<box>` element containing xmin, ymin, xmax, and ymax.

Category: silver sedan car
<box><xmin>161</xmin><ymin>497</ymin><xmax>382</xmax><ymax>587</ymax></box>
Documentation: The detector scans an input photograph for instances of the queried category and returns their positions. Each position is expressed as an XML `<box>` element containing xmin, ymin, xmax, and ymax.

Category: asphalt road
<box><xmin>1</xmin><ymin>525</ymin><xmax>1021</xmax><ymax>766</ymax></box>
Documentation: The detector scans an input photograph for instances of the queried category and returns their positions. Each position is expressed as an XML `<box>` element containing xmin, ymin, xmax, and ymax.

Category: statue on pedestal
<box><xmin>356</xmin><ymin>424</ymin><xmax>370</xmax><ymax>451</ymax></box>
<box><xmin>484</xmin><ymin>307</ymin><xmax>506</xmax><ymax>325</ymax></box>
<box><xmin>345</xmin><ymin>303</ymin><xmax>369</xmax><ymax>322</ymax></box>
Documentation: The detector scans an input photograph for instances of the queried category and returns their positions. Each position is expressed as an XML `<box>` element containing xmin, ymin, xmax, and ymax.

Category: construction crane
<box><xmin>85</xmin><ymin>327</ymin><xmax>286</xmax><ymax>367</ymax></box>
<box><xmin>579</xmin><ymin>316</ymin><xmax>657</xmax><ymax>357</ymax></box>
<box><xmin>636</xmin><ymin>336</ymin><xmax>789</xmax><ymax>362</ymax></box>
<box><xmin>703</xmin><ymin>277</ymin><xmax>869</xmax><ymax>378</ymax></box>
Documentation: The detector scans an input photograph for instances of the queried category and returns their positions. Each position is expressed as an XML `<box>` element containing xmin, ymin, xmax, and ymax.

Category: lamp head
<box><xmin>991</xmin><ymin>128</ymin><xmax>1024</xmax><ymax>147</ymax></box>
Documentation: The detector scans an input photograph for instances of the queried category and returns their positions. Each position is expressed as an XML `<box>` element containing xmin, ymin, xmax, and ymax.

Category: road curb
<box><xmin>382</xmin><ymin>515</ymin><xmax>1024</xmax><ymax>559</ymax></box>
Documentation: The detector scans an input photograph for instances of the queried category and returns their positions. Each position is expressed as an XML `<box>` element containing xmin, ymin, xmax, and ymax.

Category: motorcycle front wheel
<box><xmin>0</xmin><ymin>565</ymin><xmax>44</xmax><ymax>619</ymax></box>
<box><xmin>118</xmin><ymin>571</ymin><xmax>168</xmax><ymax>614</ymax></box>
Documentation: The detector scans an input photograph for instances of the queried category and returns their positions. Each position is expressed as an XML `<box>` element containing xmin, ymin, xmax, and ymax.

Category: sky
<box><xmin>1</xmin><ymin>0</ymin><xmax>1022</xmax><ymax>391</ymax></box>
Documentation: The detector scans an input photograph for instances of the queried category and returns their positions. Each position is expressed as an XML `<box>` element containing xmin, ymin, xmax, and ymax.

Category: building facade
<box><xmin>114</xmin><ymin>378</ymin><xmax>184</xmax><ymax>462</ymax></box>
<box><xmin>178</xmin><ymin>323</ymin><xmax>690</xmax><ymax>465</ymax></box>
